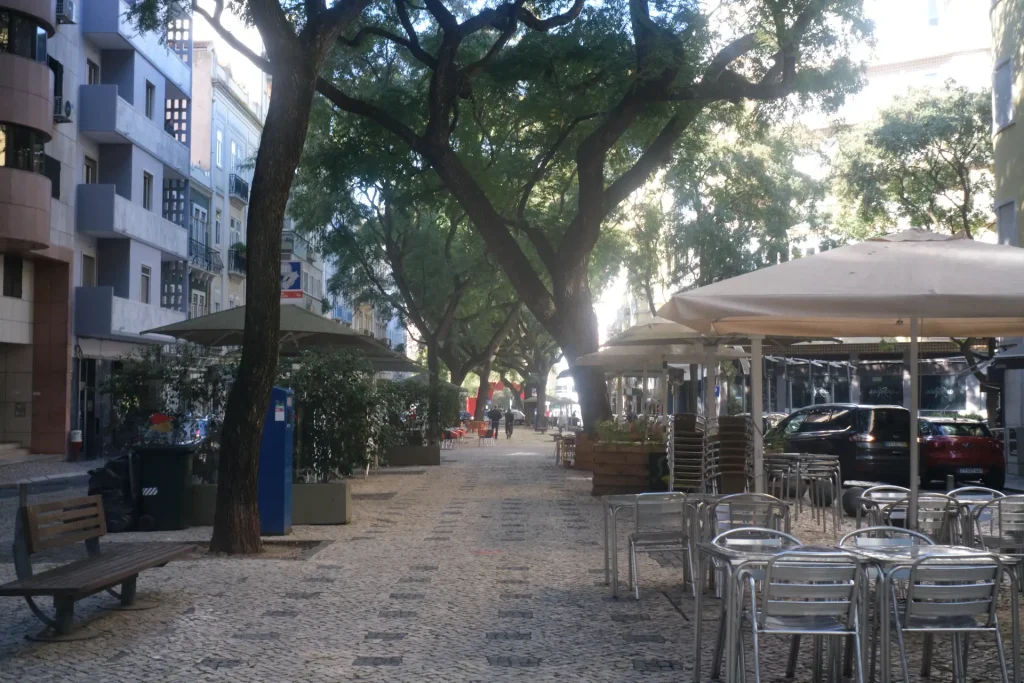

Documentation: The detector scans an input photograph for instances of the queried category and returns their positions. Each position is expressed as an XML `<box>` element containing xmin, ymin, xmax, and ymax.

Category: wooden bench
<box><xmin>0</xmin><ymin>495</ymin><xmax>194</xmax><ymax>640</ymax></box>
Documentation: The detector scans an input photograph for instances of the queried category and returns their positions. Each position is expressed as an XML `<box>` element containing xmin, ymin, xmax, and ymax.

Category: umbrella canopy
<box><xmin>605</xmin><ymin>316</ymin><xmax>833</xmax><ymax>348</ymax></box>
<box><xmin>142</xmin><ymin>305</ymin><xmax>418</xmax><ymax>370</ymax></box>
<box><xmin>658</xmin><ymin>230</ymin><xmax>1024</xmax><ymax>338</ymax></box>
<box><xmin>574</xmin><ymin>343</ymin><xmax>747</xmax><ymax>372</ymax></box>
<box><xmin>658</xmin><ymin>229</ymin><xmax>1024</xmax><ymax>520</ymax></box>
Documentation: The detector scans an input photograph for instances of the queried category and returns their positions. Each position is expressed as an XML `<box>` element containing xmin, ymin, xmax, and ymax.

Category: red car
<box><xmin>920</xmin><ymin>418</ymin><xmax>1005</xmax><ymax>489</ymax></box>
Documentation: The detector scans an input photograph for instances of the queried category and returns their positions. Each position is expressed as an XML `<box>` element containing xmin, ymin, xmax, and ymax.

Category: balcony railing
<box><xmin>188</xmin><ymin>238</ymin><xmax>223</xmax><ymax>274</ymax></box>
<box><xmin>281</xmin><ymin>230</ymin><xmax>312</xmax><ymax>261</ymax></box>
<box><xmin>228</xmin><ymin>174</ymin><xmax>249</xmax><ymax>204</ymax></box>
<box><xmin>227</xmin><ymin>248</ymin><xmax>246</xmax><ymax>277</ymax></box>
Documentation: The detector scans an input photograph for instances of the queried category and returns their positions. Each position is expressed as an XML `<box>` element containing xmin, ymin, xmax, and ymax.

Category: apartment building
<box><xmin>1</xmin><ymin>0</ymin><xmax>194</xmax><ymax>456</ymax></box>
<box><xmin>187</xmin><ymin>42</ymin><xmax>268</xmax><ymax>315</ymax></box>
<box><xmin>281</xmin><ymin>222</ymin><xmax>324</xmax><ymax>314</ymax></box>
<box><xmin>992</xmin><ymin>0</ymin><xmax>1021</xmax><ymax>248</ymax></box>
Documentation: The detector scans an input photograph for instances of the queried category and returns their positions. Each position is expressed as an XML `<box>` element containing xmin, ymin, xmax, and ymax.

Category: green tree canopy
<box><xmin>833</xmin><ymin>82</ymin><xmax>993</xmax><ymax>239</ymax></box>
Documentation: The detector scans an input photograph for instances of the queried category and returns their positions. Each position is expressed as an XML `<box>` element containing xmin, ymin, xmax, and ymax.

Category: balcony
<box><xmin>77</xmin><ymin>184</ymin><xmax>187</xmax><ymax>259</ymax></box>
<box><xmin>75</xmin><ymin>286</ymin><xmax>186</xmax><ymax>340</ymax></box>
<box><xmin>188</xmin><ymin>238</ymin><xmax>223</xmax><ymax>275</ymax></box>
<box><xmin>227</xmin><ymin>247</ymin><xmax>246</xmax><ymax>278</ymax></box>
<box><xmin>78</xmin><ymin>85</ymin><xmax>190</xmax><ymax>176</ymax></box>
<box><xmin>81</xmin><ymin>0</ymin><xmax>191</xmax><ymax>97</ymax></box>
<box><xmin>228</xmin><ymin>174</ymin><xmax>249</xmax><ymax>205</ymax></box>
<box><xmin>281</xmin><ymin>230</ymin><xmax>312</xmax><ymax>262</ymax></box>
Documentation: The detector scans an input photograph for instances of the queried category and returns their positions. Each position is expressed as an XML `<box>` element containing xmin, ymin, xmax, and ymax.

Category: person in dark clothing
<box><xmin>487</xmin><ymin>406</ymin><xmax>502</xmax><ymax>439</ymax></box>
<box><xmin>504</xmin><ymin>409</ymin><xmax>515</xmax><ymax>439</ymax></box>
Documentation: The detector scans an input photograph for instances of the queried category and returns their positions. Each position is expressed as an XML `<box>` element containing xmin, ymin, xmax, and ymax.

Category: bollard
<box><xmin>946</xmin><ymin>474</ymin><xmax>955</xmax><ymax>492</ymax></box>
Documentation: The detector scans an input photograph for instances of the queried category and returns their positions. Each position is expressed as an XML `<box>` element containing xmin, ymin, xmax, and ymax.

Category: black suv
<box><xmin>766</xmin><ymin>404</ymin><xmax>912</xmax><ymax>486</ymax></box>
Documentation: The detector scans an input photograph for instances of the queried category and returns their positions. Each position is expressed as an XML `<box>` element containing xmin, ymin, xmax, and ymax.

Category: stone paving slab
<box><xmin>0</xmin><ymin>437</ymin><xmax>1016</xmax><ymax>681</ymax></box>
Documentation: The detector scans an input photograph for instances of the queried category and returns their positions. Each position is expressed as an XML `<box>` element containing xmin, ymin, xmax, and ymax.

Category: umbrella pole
<box><xmin>751</xmin><ymin>337</ymin><xmax>764</xmax><ymax>493</ymax></box>
<box><xmin>909</xmin><ymin>318</ymin><xmax>920</xmax><ymax>529</ymax></box>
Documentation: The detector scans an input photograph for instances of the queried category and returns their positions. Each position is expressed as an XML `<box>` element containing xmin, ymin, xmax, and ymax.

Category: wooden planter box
<box><xmin>591</xmin><ymin>442</ymin><xmax>667</xmax><ymax>496</ymax></box>
<box><xmin>384</xmin><ymin>445</ymin><xmax>441</xmax><ymax>467</ymax></box>
<box><xmin>573</xmin><ymin>434</ymin><xmax>595</xmax><ymax>471</ymax></box>
<box><xmin>189</xmin><ymin>481</ymin><xmax>353</xmax><ymax>526</ymax></box>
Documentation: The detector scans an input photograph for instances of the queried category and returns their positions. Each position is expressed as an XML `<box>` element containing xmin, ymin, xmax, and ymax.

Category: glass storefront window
<box><xmin>0</xmin><ymin>11</ymin><xmax>48</xmax><ymax>63</ymax></box>
<box><xmin>0</xmin><ymin>123</ymin><xmax>46</xmax><ymax>173</ymax></box>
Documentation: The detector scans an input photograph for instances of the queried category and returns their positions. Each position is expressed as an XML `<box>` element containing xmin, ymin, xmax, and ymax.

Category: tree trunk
<box><xmin>209</xmin><ymin>59</ymin><xmax>318</xmax><ymax>555</ymax></box>
<box><xmin>552</xmin><ymin>262</ymin><xmax>612</xmax><ymax>433</ymax></box>
<box><xmin>473</xmin><ymin>362</ymin><xmax>491</xmax><ymax>420</ymax></box>
<box><xmin>426</xmin><ymin>340</ymin><xmax>441</xmax><ymax>445</ymax></box>
<box><xmin>535</xmin><ymin>373</ymin><xmax>548</xmax><ymax>429</ymax></box>
<box><xmin>449</xmin><ymin>368</ymin><xmax>468</xmax><ymax>389</ymax></box>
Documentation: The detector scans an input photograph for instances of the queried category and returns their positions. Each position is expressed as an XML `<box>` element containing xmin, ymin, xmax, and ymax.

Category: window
<box><xmin>48</xmin><ymin>56</ymin><xmax>63</xmax><ymax>99</ymax></box>
<box><xmin>302</xmin><ymin>269</ymin><xmax>309</xmax><ymax>293</ymax></box>
<box><xmin>83</xmin><ymin>156</ymin><xmax>97</xmax><ymax>184</ymax></box>
<box><xmin>215</xmin><ymin>130</ymin><xmax>223</xmax><ymax>168</ymax></box>
<box><xmin>3</xmin><ymin>254</ymin><xmax>23</xmax><ymax>298</ymax></box>
<box><xmin>994</xmin><ymin>59</ymin><xmax>1014</xmax><ymax>132</ymax></box>
<box><xmin>145</xmin><ymin>81</ymin><xmax>155</xmax><ymax>119</ymax></box>
<box><xmin>140</xmin><ymin>265</ymin><xmax>151</xmax><ymax>304</ymax></box>
<box><xmin>43</xmin><ymin>154</ymin><xmax>60</xmax><ymax>199</ymax></box>
<box><xmin>142</xmin><ymin>172</ymin><xmax>153</xmax><ymax>210</ymax></box>
<box><xmin>81</xmin><ymin>254</ymin><xmax>96</xmax><ymax>287</ymax></box>
<box><xmin>229</xmin><ymin>217</ymin><xmax>241</xmax><ymax>245</ymax></box>
<box><xmin>214</xmin><ymin>301</ymin><xmax>221</xmax><ymax>312</ymax></box>
<box><xmin>997</xmin><ymin>201</ymin><xmax>1018</xmax><ymax>246</ymax></box>
<box><xmin>927</xmin><ymin>0</ymin><xmax>939</xmax><ymax>26</ymax></box>
<box><xmin>87</xmin><ymin>59</ymin><xmax>99</xmax><ymax>85</ymax></box>
<box><xmin>215</xmin><ymin>209</ymin><xmax>222</xmax><ymax>244</ymax></box>
<box><xmin>230</xmin><ymin>140</ymin><xmax>237</xmax><ymax>170</ymax></box>
<box><xmin>0</xmin><ymin>11</ymin><xmax>48</xmax><ymax>63</ymax></box>
<box><xmin>0</xmin><ymin>122</ymin><xmax>45</xmax><ymax>173</ymax></box>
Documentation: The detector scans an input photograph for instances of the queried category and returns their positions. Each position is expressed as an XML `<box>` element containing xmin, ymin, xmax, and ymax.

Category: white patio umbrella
<box><xmin>658</xmin><ymin>229</ymin><xmax>1024</xmax><ymax>521</ymax></box>
<box><xmin>576</xmin><ymin>343</ymin><xmax>747</xmax><ymax>417</ymax></box>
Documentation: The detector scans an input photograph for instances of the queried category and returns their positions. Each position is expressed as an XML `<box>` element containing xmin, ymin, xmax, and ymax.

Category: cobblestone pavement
<box><xmin>0</xmin><ymin>436</ymin><xmax>1017</xmax><ymax>682</ymax></box>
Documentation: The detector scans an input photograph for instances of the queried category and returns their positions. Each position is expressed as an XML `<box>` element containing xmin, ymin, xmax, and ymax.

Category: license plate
<box><xmin>957</xmin><ymin>467</ymin><xmax>984</xmax><ymax>474</ymax></box>
<box><xmin>883</xmin><ymin>441</ymin><xmax>908</xmax><ymax>448</ymax></box>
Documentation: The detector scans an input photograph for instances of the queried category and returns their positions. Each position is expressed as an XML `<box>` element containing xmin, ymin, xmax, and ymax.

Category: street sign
<box><xmin>281</xmin><ymin>261</ymin><xmax>302</xmax><ymax>299</ymax></box>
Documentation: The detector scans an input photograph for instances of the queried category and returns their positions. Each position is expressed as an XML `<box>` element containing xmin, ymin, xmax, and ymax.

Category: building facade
<box><xmin>188</xmin><ymin>42</ymin><xmax>267</xmax><ymax>316</ymax></box>
<box><xmin>1</xmin><ymin>0</ymin><xmax>194</xmax><ymax>456</ymax></box>
<box><xmin>281</xmin><ymin>222</ymin><xmax>324</xmax><ymax>314</ymax></box>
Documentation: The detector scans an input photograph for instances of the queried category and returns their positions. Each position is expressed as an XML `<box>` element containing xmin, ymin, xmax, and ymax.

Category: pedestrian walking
<box><xmin>504</xmin><ymin>409</ymin><xmax>515</xmax><ymax>439</ymax></box>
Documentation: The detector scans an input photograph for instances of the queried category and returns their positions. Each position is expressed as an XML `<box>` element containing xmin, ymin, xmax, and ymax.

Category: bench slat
<box><xmin>35</xmin><ymin>513</ymin><xmax>104</xmax><ymax>540</ymax></box>
<box><xmin>24</xmin><ymin>495</ymin><xmax>106</xmax><ymax>554</ymax></box>
<box><xmin>0</xmin><ymin>543</ymin><xmax>194</xmax><ymax>597</ymax></box>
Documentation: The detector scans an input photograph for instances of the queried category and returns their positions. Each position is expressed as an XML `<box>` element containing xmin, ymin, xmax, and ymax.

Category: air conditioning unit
<box><xmin>53</xmin><ymin>96</ymin><xmax>74</xmax><ymax>123</ymax></box>
<box><xmin>56</xmin><ymin>0</ymin><xmax>76</xmax><ymax>24</ymax></box>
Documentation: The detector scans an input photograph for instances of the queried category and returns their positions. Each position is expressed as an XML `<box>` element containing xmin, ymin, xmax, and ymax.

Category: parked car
<box><xmin>458</xmin><ymin>410</ymin><xmax>472</xmax><ymax>423</ymax></box>
<box><xmin>511</xmin><ymin>409</ymin><xmax>526</xmax><ymax>425</ymax></box>
<box><xmin>919</xmin><ymin>418</ymin><xmax>1005</xmax><ymax>490</ymax></box>
<box><xmin>766</xmin><ymin>404</ymin><xmax>912</xmax><ymax>487</ymax></box>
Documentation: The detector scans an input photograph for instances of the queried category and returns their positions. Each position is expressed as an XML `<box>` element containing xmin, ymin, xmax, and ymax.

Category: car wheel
<box><xmin>842</xmin><ymin>487</ymin><xmax>865</xmax><ymax>518</ymax></box>
<box><xmin>983</xmin><ymin>468</ymin><xmax>1006</xmax><ymax>491</ymax></box>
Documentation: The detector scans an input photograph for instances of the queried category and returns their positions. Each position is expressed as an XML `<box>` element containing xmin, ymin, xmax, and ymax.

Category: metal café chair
<box><xmin>737</xmin><ymin>549</ymin><xmax>867</xmax><ymax>683</ymax></box>
<box><xmin>839</xmin><ymin>526</ymin><xmax>935</xmax><ymax>681</ymax></box>
<box><xmin>951</xmin><ymin>486</ymin><xmax>1005</xmax><ymax>546</ymax></box>
<box><xmin>881</xmin><ymin>493</ymin><xmax>960</xmax><ymax>544</ymax></box>
<box><xmin>973</xmin><ymin>495</ymin><xmax>1024</xmax><ymax>590</ymax></box>
<box><xmin>708</xmin><ymin>492</ymin><xmax>791</xmax><ymax>538</ymax></box>
<box><xmin>885</xmin><ymin>554</ymin><xmax>1009</xmax><ymax>683</ymax></box>
<box><xmin>801</xmin><ymin>454</ymin><xmax>842</xmax><ymax>537</ymax></box>
<box><xmin>706</xmin><ymin>527</ymin><xmax>803</xmax><ymax>682</ymax></box>
<box><xmin>856</xmin><ymin>485</ymin><xmax>910</xmax><ymax>528</ymax></box>
<box><xmin>627</xmin><ymin>492</ymin><xmax>689</xmax><ymax>600</ymax></box>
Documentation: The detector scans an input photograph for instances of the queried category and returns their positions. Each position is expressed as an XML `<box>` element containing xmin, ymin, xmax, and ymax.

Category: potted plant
<box><xmin>591</xmin><ymin>416</ymin><xmax>668</xmax><ymax>496</ymax></box>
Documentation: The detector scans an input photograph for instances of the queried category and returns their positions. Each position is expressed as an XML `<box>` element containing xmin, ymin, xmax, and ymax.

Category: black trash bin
<box><xmin>135</xmin><ymin>444</ymin><xmax>195</xmax><ymax>531</ymax></box>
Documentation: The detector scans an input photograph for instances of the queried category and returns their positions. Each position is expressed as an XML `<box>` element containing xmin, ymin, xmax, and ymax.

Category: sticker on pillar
<box><xmin>275</xmin><ymin>402</ymin><xmax>285</xmax><ymax>421</ymax></box>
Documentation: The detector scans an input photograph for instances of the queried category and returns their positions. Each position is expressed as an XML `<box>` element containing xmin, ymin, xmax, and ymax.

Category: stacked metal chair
<box><xmin>667</xmin><ymin>414</ymin><xmax>707</xmax><ymax>493</ymax></box>
<box><xmin>704</xmin><ymin>416</ymin><xmax>755</xmax><ymax>494</ymax></box>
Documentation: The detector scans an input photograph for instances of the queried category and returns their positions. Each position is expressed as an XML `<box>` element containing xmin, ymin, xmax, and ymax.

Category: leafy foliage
<box><xmin>833</xmin><ymin>82</ymin><xmax>993</xmax><ymax>239</ymax></box>
<box><xmin>101</xmin><ymin>345</ymin><xmax>234</xmax><ymax>447</ymax></box>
